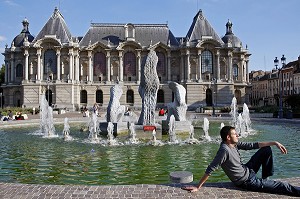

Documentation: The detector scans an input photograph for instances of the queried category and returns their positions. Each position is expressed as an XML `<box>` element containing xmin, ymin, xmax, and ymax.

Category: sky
<box><xmin>0</xmin><ymin>0</ymin><xmax>300</xmax><ymax>72</ymax></box>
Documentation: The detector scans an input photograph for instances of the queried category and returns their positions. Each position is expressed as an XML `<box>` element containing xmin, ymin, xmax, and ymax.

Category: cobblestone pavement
<box><xmin>1</xmin><ymin>111</ymin><xmax>300</xmax><ymax>198</ymax></box>
<box><xmin>0</xmin><ymin>178</ymin><xmax>299</xmax><ymax>199</ymax></box>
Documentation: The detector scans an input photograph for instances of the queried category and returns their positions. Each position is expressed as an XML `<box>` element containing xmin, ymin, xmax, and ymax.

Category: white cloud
<box><xmin>4</xmin><ymin>0</ymin><xmax>19</xmax><ymax>6</ymax></box>
<box><xmin>0</xmin><ymin>36</ymin><xmax>6</xmax><ymax>42</ymax></box>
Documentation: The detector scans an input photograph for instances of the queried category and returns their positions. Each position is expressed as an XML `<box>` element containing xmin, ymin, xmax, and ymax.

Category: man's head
<box><xmin>220</xmin><ymin>126</ymin><xmax>238</xmax><ymax>143</ymax></box>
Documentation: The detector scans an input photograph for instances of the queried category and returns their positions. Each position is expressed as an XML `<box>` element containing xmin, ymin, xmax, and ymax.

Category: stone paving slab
<box><xmin>0</xmin><ymin>178</ymin><xmax>299</xmax><ymax>199</ymax></box>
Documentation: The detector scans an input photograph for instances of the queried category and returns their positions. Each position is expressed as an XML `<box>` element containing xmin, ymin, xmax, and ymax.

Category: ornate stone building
<box><xmin>1</xmin><ymin>8</ymin><xmax>251</xmax><ymax>110</ymax></box>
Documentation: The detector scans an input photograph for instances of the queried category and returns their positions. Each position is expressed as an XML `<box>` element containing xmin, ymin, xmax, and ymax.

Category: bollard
<box><xmin>169</xmin><ymin>171</ymin><xmax>193</xmax><ymax>183</ymax></box>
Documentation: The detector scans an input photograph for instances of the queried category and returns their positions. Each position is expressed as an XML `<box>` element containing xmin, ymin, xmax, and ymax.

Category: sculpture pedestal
<box><xmin>133</xmin><ymin>124</ymin><xmax>162</xmax><ymax>140</ymax></box>
<box><xmin>161</xmin><ymin>120</ymin><xmax>192</xmax><ymax>135</ymax></box>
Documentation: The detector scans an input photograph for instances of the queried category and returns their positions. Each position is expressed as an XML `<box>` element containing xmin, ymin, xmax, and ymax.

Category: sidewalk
<box><xmin>0</xmin><ymin>178</ymin><xmax>299</xmax><ymax>199</ymax></box>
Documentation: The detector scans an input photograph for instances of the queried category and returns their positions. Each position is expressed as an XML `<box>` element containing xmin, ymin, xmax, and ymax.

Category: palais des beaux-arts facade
<box><xmin>1</xmin><ymin>8</ymin><xmax>251</xmax><ymax>111</ymax></box>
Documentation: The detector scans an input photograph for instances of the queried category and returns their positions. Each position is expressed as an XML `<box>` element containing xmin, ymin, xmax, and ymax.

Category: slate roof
<box><xmin>33</xmin><ymin>7</ymin><xmax>72</xmax><ymax>44</ymax></box>
<box><xmin>79</xmin><ymin>23</ymin><xmax>179</xmax><ymax>48</ymax></box>
<box><xmin>13</xmin><ymin>18</ymin><xmax>34</xmax><ymax>47</ymax></box>
<box><xmin>222</xmin><ymin>20</ymin><xmax>242</xmax><ymax>48</ymax></box>
<box><xmin>186</xmin><ymin>10</ymin><xmax>224</xmax><ymax>45</ymax></box>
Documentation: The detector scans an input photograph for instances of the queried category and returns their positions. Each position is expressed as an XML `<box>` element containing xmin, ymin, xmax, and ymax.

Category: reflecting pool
<box><xmin>0</xmin><ymin>121</ymin><xmax>299</xmax><ymax>185</ymax></box>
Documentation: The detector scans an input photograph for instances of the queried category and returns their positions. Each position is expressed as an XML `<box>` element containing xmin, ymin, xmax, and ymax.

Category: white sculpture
<box><xmin>106</xmin><ymin>84</ymin><xmax>125</xmax><ymax>123</ymax></box>
<box><xmin>167</xmin><ymin>81</ymin><xmax>187</xmax><ymax>121</ymax></box>
<box><xmin>138</xmin><ymin>50</ymin><xmax>159</xmax><ymax>125</ymax></box>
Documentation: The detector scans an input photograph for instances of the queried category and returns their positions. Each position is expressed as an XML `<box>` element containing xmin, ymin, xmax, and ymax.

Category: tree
<box><xmin>286</xmin><ymin>94</ymin><xmax>300</xmax><ymax>109</ymax></box>
<box><xmin>0</xmin><ymin>64</ymin><xmax>4</xmax><ymax>84</ymax></box>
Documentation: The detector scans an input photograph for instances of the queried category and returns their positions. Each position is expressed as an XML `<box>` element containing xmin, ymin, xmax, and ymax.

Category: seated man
<box><xmin>182</xmin><ymin>126</ymin><xmax>300</xmax><ymax>197</ymax></box>
<box><xmin>158</xmin><ymin>108</ymin><xmax>165</xmax><ymax>116</ymax></box>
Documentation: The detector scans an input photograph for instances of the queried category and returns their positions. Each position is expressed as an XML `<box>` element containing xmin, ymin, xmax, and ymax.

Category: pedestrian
<box><xmin>182</xmin><ymin>125</ymin><xmax>300</xmax><ymax>196</ymax></box>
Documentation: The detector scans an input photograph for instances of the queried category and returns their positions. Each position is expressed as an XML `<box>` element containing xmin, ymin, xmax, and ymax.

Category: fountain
<box><xmin>168</xmin><ymin>115</ymin><xmax>179</xmax><ymax>144</ymax></box>
<box><xmin>242</xmin><ymin>103</ymin><xmax>252</xmax><ymax>132</ymax></box>
<box><xmin>40</xmin><ymin>94</ymin><xmax>57</xmax><ymax>138</ymax></box>
<box><xmin>63</xmin><ymin>117</ymin><xmax>73</xmax><ymax>141</ymax></box>
<box><xmin>0</xmin><ymin>95</ymin><xmax>298</xmax><ymax>185</ymax></box>
<box><xmin>87</xmin><ymin>113</ymin><xmax>101</xmax><ymax>143</ymax></box>
<box><xmin>229</xmin><ymin>97</ymin><xmax>253</xmax><ymax>137</ymax></box>
<box><xmin>229</xmin><ymin>97</ymin><xmax>238</xmax><ymax>128</ymax></box>
<box><xmin>202</xmin><ymin>117</ymin><xmax>212</xmax><ymax>141</ymax></box>
<box><xmin>126</xmin><ymin>122</ymin><xmax>139</xmax><ymax>144</ymax></box>
<box><xmin>185</xmin><ymin>124</ymin><xmax>200</xmax><ymax>144</ymax></box>
<box><xmin>107</xmin><ymin>122</ymin><xmax>118</xmax><ymax>146</ymax></box>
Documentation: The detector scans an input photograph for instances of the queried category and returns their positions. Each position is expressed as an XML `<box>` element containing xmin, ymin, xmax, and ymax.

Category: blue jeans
<box><xmin>239</xmin><ymin>147</ymin><xmax>300</xmax><ymax>196</ymax></box>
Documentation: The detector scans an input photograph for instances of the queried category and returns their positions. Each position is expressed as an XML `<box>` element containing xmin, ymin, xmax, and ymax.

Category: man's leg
<box><xmin>240</xmin><ymin>171</ymin><xmax>300</xmax><ymax>196</ymax></box>
<box><xmin>245</xmin><ymin>146</ymin><xmax>274</xmax><ymax>179</ymax></box>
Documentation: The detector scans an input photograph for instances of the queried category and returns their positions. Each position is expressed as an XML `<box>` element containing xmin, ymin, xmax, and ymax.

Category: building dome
<box><xmin>13</xmin><ymin>18</ymin><xmax>34</xmax><ymax>47</ymax></box>
<box><xmin>221</xmin><ymin>20</ymin><xmax>242</xmax><ymax>48</ymax></box>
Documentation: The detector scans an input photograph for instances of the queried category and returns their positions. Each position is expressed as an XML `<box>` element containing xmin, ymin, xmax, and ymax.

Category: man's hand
<box><xmin>275</xmin><ymin>142</ymin><xmax>288</xmax><ymax>154</ymax></box>
<box><xmin>181</xmin><ymin>185</ymin><xmax>199</xmax><ymax>192</ymax></box>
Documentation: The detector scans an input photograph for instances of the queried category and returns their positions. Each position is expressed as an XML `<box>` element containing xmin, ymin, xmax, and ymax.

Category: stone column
<box><xmin>167</xmin><ymin>51</ymin><xmax>171</xmax><ymax>81</ymax></box>
<box><xmin>4</xmin><ymin>60</ymin><xmax>8</xmax><ymax>83</ymax></box>
<box><xmin>24</xmin><ymin>49</ymin><xmax>29</xmax><ymax>81</ymax></box>
<box><xmin>88</xmin><ymin>51</ymin><xmax>93</xmax><ymax>82</ymax></box>
<box><xmin>74</xmin><ymin>52</ymin><xmax>80</xmax><ymax>81</ymax></box>
<box><xmin>136</xmin><ymin>50</ymin><xmax>141</xmax><ymax>82</ymax></box>
<box><xmin>119</xmin><ymin>51</ymin><xmax>123</xmax><ymax>81</ymax></box>
<box><xmin>68</xmin><ymin>49</ymin><xmax>74</xmax><ymax>81</ymax></box>
<box><xmin>37</xmin><ymin>48</ymin><xmax>41</xmax><ymax>81</ymax></box>
<box><xmin>216</xmin><ymin>50</ymin><xmax>220</xmax><ymax>81</ymax></box>
<box><xmin>180</xmin><ymin>52</ymin><xmax>184</xmax><ymax>81</ymax></box>
<box><xmin>186</xmin><ymin>49</ymin><xmax>190</xmax><ymax>81</ymax></box>
<box><xmin>198</xmin><ymin>49</ymin><xmax>202</xmax><ymax>82</ymax></box>
<box><xmin>228</xmin><ymin>52</ymin><xmax>233</xmax><ymax>82</ymax></box>
<box><xmin>56</xmin><ymin>48</ymin><xmax>61</xmax><ymax>81</ymax></box>
<box><xmin>106</xmin><ymin>50</ymin><xmax>111</xmax><ymax>82</ymax></box>
<box><xmin>246</xmin><ymin>60</ymin><xmax>249</xmax><ymax>83</ymax></box>
<box><xmin>10</xmin><ymin>54</ymin><xmax>15</xmax><ymax>82</ymax></box>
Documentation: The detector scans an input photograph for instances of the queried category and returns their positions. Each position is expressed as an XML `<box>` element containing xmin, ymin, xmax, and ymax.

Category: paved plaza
<box><xmin>1</xmin><ymin>111</ymin><xmax>300</xmax><ymax>198</ymax></box>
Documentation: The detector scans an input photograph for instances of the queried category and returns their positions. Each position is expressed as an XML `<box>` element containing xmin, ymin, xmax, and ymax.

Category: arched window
<box><xmin>156</xmin><ymin>52</ymin><xmax>165</xmax><ymax>76</ymax></box>
<box><xmin>94</xmin><ymin>52</ymin><xmax>106</xmax><ymax>76</ymax></box>
<box><xmin>96</xmin><ymin>90</ymin><xmax>103</xmax><ymax>104</ymax></box>
<box><xmin>14</xmin><ymin>91</ymin><xmax>22</xmax><ymax>107</ymax></box>
<box><xmin>124</xmin><ymin>52</ymin><xmax>136</xmax><ymax>76</ymax></box>
<box><xmin>126</xmin><ymin>90</ymin><xmax>134</xmax><ymax>104</ymax></box>
<box><xmin>235</xmin><ymin>90</ymin><xmax>242</xmax><ymax>104</ymax></box>
<box><xmin>201</xmin><ymin>50</ymin><xmax>213</xmax><ymax>73</ymax></box>
<box><xmin>80</xmin><ymin>90</ymin><xmax>87</xmax><ymax>103</ymax></box>
<box><xmin>44</xmin><ymin>49</ymin><xmax>57</xmax><ymax>75</ymax></box>
<box><xmin>206</xmin><ymin>89</ymin><xmax>212</xmax><ymax>106</ymax></box>
<box><xmin>157</xmin><ymin>89</ymin><xmax>164</xmax><ymax>103</ymax></box>
<box><xmin>45</xmin><ymin>89</ymin><xmax>53</xmax><ymax>106</ymax></box>
<box><xmin>16</xmin><ymin>64</ymin><xmax>23</xmax><ymax>78</ymax></box>
<box><xmin>233</xmin><ymin>64</ymin><xmax>238</xmax><ymax>79</ymax></box>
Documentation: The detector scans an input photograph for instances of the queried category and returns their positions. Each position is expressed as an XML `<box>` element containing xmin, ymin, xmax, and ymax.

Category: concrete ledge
<box><xmin>0</xmin><ymin>177</ymin><xmax>299</xmax><ymax>198</ymax></box>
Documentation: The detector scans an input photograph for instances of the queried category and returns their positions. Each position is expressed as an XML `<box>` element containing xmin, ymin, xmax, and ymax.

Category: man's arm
<box><xmin>258</xmin><ymin>141</ymin><xmax>287</xmax><ymax>154</ymax></box>
<box><xmin>182</xmin><ymin>173</ymin><xmax>210</xmax><ymax>192</ymax></box>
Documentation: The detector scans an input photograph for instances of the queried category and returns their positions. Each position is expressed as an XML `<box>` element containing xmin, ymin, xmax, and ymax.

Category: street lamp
<box><xmin>274</xmin><ymin>55</ymin><xmax>286</xmax><ymax>118</ymax></box>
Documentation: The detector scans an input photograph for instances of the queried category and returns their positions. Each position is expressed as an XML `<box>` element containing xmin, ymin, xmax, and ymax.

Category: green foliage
<box><xmin>0</xmin><ymin>64</ymin><xmax>4</xmax><ymax>84</ymax></box>
<box><xmin>253</xmin><ymin>106</ymin><xmax>278</xmax><ymax>113</ymax></box>
<box><xmin>286</xmin><ymin>94</ymin><xmax>300</xmax><ymax>109</ymax></box>
<box><xmin>0</xmin><ymin>107</ymin><xmax>39</xmax><ymax>116</ymax></box>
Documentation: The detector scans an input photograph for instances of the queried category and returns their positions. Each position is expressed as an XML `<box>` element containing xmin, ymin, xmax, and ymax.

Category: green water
<box><xmin>0</xmin><ymin>121</ymin><xmax>299</xmax><ymax>185</ymax></box>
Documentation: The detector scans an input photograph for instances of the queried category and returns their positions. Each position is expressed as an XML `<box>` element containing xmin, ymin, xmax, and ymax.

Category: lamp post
<box><xmin>274</xmin><ymin>55</ymin><xmax>286</xmax><ymax>118</ymax></box>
